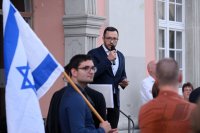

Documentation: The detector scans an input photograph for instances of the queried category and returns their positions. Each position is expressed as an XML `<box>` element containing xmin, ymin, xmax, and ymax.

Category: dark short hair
<box><xmin>156</xmin><ymin>58</ymin><xmax>179</xmax><ymax>86</ymax></box>
<box><xmin>103</xmin><ymin>26</ymin><xmax>119</xmax><ymax>37</ymax></box>
<box><xmin>182</xmin><ymin>82</ymin><xmax>194</xmax><ymax>93</ymax></box>
<box><xmin>189</xmin><ymin>87</ymin><xmax>200</xmax><ymax>103</ymax></box>
<box><xmin>152</xmin><ymin>82</ymin><xmax>159</xmax><ymax>98</ymax></box>
<box><xmin>64</xmin><ymin>54</ymin><xmax>93</xmax><ymax>76</ymax></box>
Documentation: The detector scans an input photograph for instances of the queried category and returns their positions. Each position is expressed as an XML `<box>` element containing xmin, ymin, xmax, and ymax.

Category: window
<box><xmin>157</xmin><ymin>0</ymin><xmax>185</xmax><ymax>91</ymax></box>
<box><xmin>169</xmin><ymin>0</ymin><xmax>183</xmax><ymax>22</ymax></box>
<box><xmin>157</xmin><ymin>0</ymin><xmax>184</xmax><ymax>76</ymax></box>
<box><xmin>0</xmin><ymin>1</ymin><xmax>32</xmax><ymax>132</ymax></box>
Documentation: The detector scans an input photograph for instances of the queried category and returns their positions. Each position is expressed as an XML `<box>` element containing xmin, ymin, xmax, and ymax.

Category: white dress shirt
<box><xmin>102</xmin><ymin>44</ymin><xmax>119</xmax><ymax>76</ymax></box>
<box><xmin>102</xmin><ymin>44</ymin><xmax>119</xmax><ymax>94</ymax></box>
<box><xmin>140</xmin><ymin>75</ymin><xmax>155</xmax><ymax>105</ymax></box>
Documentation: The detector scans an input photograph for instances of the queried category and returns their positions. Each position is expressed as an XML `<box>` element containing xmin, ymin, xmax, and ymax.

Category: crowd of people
<box><xmin>139</xmin><ymin>58</ymin><xmax>197</xmax><ymax>133</ymax></box>
<box><xmin>45</xmin><ymin>26</ymin><xmax>200</xmax><ymax>133</ymax></box>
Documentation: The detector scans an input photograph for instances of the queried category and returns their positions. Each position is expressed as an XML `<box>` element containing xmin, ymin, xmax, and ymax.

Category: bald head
<box><xmin>147</xmin><ymin>60</ymin><xmax>156</xmax><ymax>78</ymax></box>
<box><xmin>156</xmin><ymin>58</ymin><xmax>179</xmax><ymax>86</ymax></box>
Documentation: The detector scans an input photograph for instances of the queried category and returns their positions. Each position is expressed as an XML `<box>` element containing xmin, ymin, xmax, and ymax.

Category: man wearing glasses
<box><xmin>57</xmin><ymin>54</ymin><xmax>118</xmax><ymax>133</ymax></box>
<box><xmin>88</xmin><ymin>27</ymin><xmax>129</xmax><ymax>128</ymax></box>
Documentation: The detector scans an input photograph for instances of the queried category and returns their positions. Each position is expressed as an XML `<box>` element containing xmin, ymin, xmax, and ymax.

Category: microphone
<box><xmin>111</xmin><ymin>45</ymin><xmax>116</xmax><ymax>65</ymax></box>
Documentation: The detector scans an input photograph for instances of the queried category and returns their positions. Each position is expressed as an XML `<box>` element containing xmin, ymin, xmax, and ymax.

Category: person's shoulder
<box><xmin>61</xmin><ymin>88</ymin><xmax>86</xmax><ymax>108</ymax></box>
<box><xmin>180</xmin><ymin>99</ymin><xmax>196</xmax><ymax>109</ymax></box>
<box><xmin>88</xmin><ymin>45</ymin><xmax>102</xmax><ymax>53</ymax></box>
<box><xmin>117</xmin><ymin>50</ymin><xmax>125</xmax><ymax>57</ymax></box>
<box><xmin>51</xmin><ymin>87</ymin><xmax>67</xmax><ymax>101</ymax></box>
<box><xmin>144</xmin><ymin>75</ymin><xmax>154</xmax><ymax>82</ymax></box>
<box><xmin>54</xmin><ymin>86</ymin><xmax>66</xmax><ymax>94</ymax></box>
<box><xmin>175</xmin><ymin>99</ymin><xmax>197</xmax><ymax>114</ymax></box>
<box><xmin>86</xmin><ymin>87</ymin><xmax>104</xmax><ymax>97</ymax></box>
<box><xmin>189</xmin><ymin>102</ymin><xmax>197</xmax><ymax>110</ymax></box>
<box><xmin>142</xmin><ymin>76</ymin><xmax>150</xmax><ymax>84</ymax></box>
<box><xmin>139</xmin><ymin>100</ymin><xmax>155</xmax><ymax>121</ymax></box>
<box><xmin>117</xmin><ymin>50</ymin><xmax>123</xmax><ymax>54</ymax></box>
<box><xmin>141</xmin><ymin>97</ymin><xmax>166</xmax><ymax>113</ymax></box>
<box><xmin>140</xmin><ymin>99</ymin><xmax>155</xmax><ymax>110</ymax></box>
<box><xmin>62</xmin><ymin>86</ymin><xmax>82</xmax><ymax>99</ymax></box>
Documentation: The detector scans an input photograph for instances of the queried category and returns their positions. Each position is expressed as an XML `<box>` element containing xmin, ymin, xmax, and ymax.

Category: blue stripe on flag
<box><xmin>4</xmin><ymin>5</ymin><xmax>18</xmax><ymax>81</ymax></box>
<box><xmin>32</xmin><ymin>54</ymin><xmax>58</xmax><ymax>91</ymax></box>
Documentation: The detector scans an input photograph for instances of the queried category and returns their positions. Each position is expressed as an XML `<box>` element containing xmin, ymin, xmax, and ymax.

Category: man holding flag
<box><xmin>58</xmin><ymin>54</ymin><xmax>116</xmax><ymax>133</ymax></box>
<box><xmin>3</xmin><ymin>0</ymin><xmax>64</xmax><ymax>132</ymax></box>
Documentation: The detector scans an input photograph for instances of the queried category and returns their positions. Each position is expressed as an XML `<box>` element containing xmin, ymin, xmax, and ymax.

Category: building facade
<box><xmin>0</xmin><ymin>0</ymin><xmax>200</xmax><ymax>132</ymax></box>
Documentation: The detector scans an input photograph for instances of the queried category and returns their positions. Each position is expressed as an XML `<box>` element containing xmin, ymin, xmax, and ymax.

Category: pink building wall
<box><xmin>144</xmin><ymin>0</ymin><xmax>156</xmax><ymax>72</ymax></box>
<box><xmin>97</xmin><ymin>0</ymin><xmax>106</xmax><ymax>46</ymax></box>
<box><xmin>32</xmin><ymin>0</ymin><xmax>65</xmax><ymax>117</ymax></box>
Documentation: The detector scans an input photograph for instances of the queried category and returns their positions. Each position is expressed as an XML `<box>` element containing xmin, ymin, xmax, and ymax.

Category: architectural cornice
<box><xmin>63</xmin><ymin>14</ymin><xmax>105</xmax><ymax>37</ymax></box>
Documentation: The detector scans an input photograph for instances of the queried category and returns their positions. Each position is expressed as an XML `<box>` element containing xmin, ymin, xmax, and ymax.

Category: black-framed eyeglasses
<box><xmin>104</xmin><ymin>37</ymin><xmax>119</xmax><ymax>42</ymax></box>
<box><xmin>78</xmin><ymin>66</ymin><xmax>97</xmax><ymax>73</ymax></box>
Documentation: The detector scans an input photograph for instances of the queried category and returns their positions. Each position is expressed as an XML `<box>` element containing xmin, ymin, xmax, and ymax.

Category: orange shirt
<box><xmin>139</xmin><ymin>90</ymin><xmax>196</xmax><ymax>133</ymax></box>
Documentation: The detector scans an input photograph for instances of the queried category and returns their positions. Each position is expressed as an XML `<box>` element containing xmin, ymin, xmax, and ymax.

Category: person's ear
<box><xmin>71</xmin><ymin>68</ymin><xmax>78</xmax><ymax>77</ymax></box>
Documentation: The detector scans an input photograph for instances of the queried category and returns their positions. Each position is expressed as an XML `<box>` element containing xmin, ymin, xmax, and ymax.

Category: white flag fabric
<box><xmin>3</xmin><ymin>0</ymin><xmax>64</xmax><ymax>132</ymax></box>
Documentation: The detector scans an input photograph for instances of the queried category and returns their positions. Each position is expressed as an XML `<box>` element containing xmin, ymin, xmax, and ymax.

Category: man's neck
<box><xmin>77</xmin><ymin>82</ymin><xmax>87</xmax><ymax>89</ymax></box>
<box><xmin>103</xmin><ymin>44</ymin><xmax>111</xmax><ymax>51</ymax></box>
<box><xmin>159</xmin><ymin>85</ymin><xmax>179</xmax><ymax>93</ymax></box>
<box><xmin>72</xmin><ymin>78</ymin><xmax>87</xmax><ymax>89</ymax></box>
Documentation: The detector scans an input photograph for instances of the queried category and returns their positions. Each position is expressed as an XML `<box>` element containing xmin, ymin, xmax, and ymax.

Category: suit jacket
<box><xmin>45</xmin><ymin>87</ymin><xmax>65</xmax><ymax>133</ymax></box>
<box><xmin>88</xmin><ymin>45</ymin><xmax>127</xmax><ymax>107</ymax></box>
<box><xmin>59</xmin><ymin>85</ymin><xmax>105</xmax><ymax>133</ymax></box>
<box><xmin>46</xmin><ymin>86</ymin><xmax>106</xmax><ymax>133</ymax></box>
<box><xmin>85</xmin><ymin>87</ymin><xmax>107</xmax><ymax>128</ymax></box>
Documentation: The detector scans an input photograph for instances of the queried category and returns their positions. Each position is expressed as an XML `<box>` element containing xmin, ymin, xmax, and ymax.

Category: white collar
<box><xmin>148</xmin><ymin>75</ymin><xmax>155</xmax><ymax>82</ymax></box>
<box><xmin>102</xmin><ymin>44</ymin><xmax>117</xmax><ymax>53</ymax></box>
<box><xmin>102</xmin><ymin>44</ymin><xmax>109</xmax><ymax>53</ymax></box>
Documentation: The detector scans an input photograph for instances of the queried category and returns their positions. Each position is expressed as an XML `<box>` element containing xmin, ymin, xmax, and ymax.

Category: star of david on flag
<box><xmin>16</xmin><ymin>63</ymin><xmax>35</xmax><ymax>90</ymax></box>
<box><xmin>3</xmin><ymin>0</ymin><xmax>64</xmax><ymax>132</ymax></box>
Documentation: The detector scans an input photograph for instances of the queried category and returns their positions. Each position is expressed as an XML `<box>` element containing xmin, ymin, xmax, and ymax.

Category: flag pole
<box><xmin>63</xmin><ymin>72</ymin><xmax>104</xmax><ymax>123</ymax></box>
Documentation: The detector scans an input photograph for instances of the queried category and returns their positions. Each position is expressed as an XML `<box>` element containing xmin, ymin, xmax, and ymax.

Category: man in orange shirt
<box><xmin>139</xmin><ymin>58</ymin><xmax>196</xmax><ymax>133</ymax></box>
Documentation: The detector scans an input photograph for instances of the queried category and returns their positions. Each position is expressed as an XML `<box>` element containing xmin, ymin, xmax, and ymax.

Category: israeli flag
<box><xmin>3</xmin><ymin>0</ymin><xmax>64</xmax><ymax>132</ymax></box>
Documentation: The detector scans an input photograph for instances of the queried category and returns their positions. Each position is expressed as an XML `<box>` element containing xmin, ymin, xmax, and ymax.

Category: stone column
<box><xmin>63</xmin><ymin>0</ymin><xmax>105</xmax><ymax>64</ymax></box>
<box><xmin>185</xmin><ymin>0</ymin><xmax>200</xmax><ymax>87</ymax></box>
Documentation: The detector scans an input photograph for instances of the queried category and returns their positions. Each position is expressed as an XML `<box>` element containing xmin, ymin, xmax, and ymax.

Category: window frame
<box><xmin>157</xmin><ymin>0</ymin><xmax>185</xmax><ymax>83</ymax></box>
<box><xmin>0</xmin><ymin>0</ymin><xmax>33</xmax><ymax>25</ymax></box>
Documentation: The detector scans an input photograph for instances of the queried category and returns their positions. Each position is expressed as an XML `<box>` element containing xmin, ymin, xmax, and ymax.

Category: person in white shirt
<box><xmin>140</xmin><ymin>60</ymin><xmax>156</xmax><ymax>105</ymax></box>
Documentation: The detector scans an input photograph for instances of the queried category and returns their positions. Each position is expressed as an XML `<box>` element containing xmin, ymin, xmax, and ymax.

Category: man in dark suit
<box><xmin>58</xmin><ymin>54</ymin><xmax>114</xmax><ymax>133</ymax></box>
<box><xmin>88</xmin><ymin>27</ymin><xmax>129</xmax><ymax>128</ymax></box>
<box><xmin>46</xmin><ymin>54</ymin><xmax>114</xmax><ymax>133</ymax></box>
<box><xmin>85</xmin><ymin>87</ymin><xmax>107</xmax><ymax>128</ymax></box>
